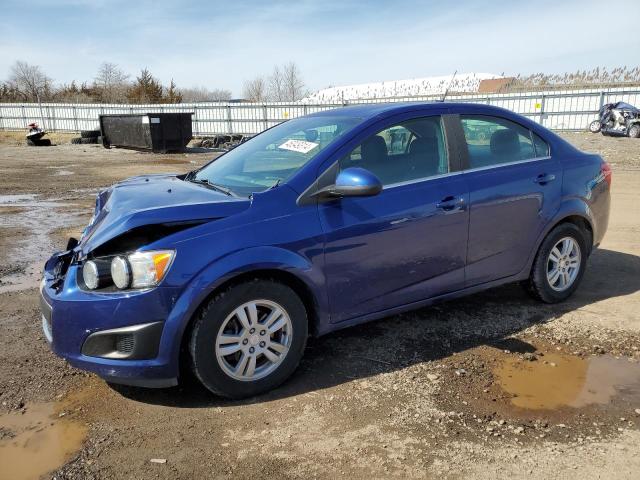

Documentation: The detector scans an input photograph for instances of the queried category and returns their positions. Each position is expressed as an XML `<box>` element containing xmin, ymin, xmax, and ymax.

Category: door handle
<box><xmin>534</xmin><ymin>173</ymin><xmax>556</xmax><ymax>185</ymax></box>
<box><xmin>436</xmin><ymin>195</ymin><xmax>465</xmax><ymax>212</ymax></box>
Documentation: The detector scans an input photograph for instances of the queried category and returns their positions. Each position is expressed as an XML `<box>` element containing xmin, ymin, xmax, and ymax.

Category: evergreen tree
<box><xmin>127</xmin><ymin>68</ymin><xmax>164</xmax><ymax>103</ymax></box>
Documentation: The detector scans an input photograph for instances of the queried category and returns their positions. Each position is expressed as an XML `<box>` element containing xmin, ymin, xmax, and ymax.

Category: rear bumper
<box><xmin>40</xmin><ymin>261</ymin><xmax>182</xmax><ymax>388</ymax></box>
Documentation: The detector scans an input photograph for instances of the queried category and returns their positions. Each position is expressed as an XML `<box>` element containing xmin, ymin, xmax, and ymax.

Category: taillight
<box><xmin>601</xmin><ymin>161</ymin><xmax>612</xmax><ymax>187</ymax></box>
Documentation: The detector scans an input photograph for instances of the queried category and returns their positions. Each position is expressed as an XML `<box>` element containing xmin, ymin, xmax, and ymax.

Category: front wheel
<box><xmin>188</xmin><ymin>279</ymin><xmax>308</xmax><ymax>398</ymax></box>
<box><xmin>628</xmin><ymin>124</ymin><xmax>640</xmax><ymax>139</ymax></box>
<box><xmin>588</xmin><ymin>120</ymin><xmax>602</xmax><ymax>133</ymax></box>
<box><xmin>524</xmin><ymin>223</ymin><xmax>588</xmax><ymax>303</ymax></box>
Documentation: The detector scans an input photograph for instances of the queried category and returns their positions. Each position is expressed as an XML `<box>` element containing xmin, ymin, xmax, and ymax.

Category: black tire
<box><xmin>80</xmin><ymin>129</ymin><xmax>100</xmax><ymax>139</ymax></box>
<box><xmin>71</xmin><ymin>137</ymin><xmax>82</xmax><ymax>144</ymax></box>
<box><xmin>26</xmin><ymin>138</ymin><xmax>36</xmax><ymax>146</ymax></box>
<box><xmin>523</xmin><ymin>223</ymin><xmax>588</xmax><ymax>303</ymax></box>
<box><xmin>80</xmin><ymin>137</ymin><xmax>96</xmax><ymax>144</ymax></box>
<box><xmin>628</xmin><ymin>124</ymin><xmax>640</xmax><ymax>139</ymax></box>
<box><xmin>189</xmin><ymin>279</ymin><xmax>308</xmax><ymax>399</ymax></box>
<box><xmin>35</xmin><ymin>138</ymin><xmax>52</xmax><ymax>146</ymax></box>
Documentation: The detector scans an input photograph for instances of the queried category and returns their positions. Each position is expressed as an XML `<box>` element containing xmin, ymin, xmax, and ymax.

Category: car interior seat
<box><xmin>360</xmin><ymin>135</ymin><xmax>391</xmax><ymax>183</ymax></box>
<box><xmin>489</xmin><ymin>129</ymin><xmax>521</xmax><ymax>164</ymax></box>
<box><xmin>408</xmin><ymin>129</ymin><xmax>441</xmax><ymax>177</ymax></box>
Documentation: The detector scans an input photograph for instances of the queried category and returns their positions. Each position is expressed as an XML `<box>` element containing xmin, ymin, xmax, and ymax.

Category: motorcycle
<box><xmin>589</xmin><ymin>102</ymin><xmax>640</xmax><ymax>138</ymax></box>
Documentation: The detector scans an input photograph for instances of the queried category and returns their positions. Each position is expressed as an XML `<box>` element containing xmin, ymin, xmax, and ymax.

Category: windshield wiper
<box><xmin>189</xmin><ymin>178</ymin><xmax>235</xmax><ymax>197</ymax></box>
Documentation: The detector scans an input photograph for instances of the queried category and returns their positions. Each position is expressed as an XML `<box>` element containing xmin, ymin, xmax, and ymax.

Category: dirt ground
<box><xmin>0</xmin><ymin>132</ymin><xmax>639</xmax><ymax>480</ymax></box>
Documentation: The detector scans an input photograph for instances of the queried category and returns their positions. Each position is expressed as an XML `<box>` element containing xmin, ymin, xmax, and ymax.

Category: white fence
<box><xmin>1</xmin><ymin>86</ymin><xmax>639</xmax><ymax>135</ymax></box>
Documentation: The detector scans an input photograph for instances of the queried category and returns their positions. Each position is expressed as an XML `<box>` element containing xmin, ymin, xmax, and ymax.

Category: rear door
<box><xmin>319</xmin><ymin>113</ymin><xmax>469</xmax><ymax>323</ymax></box>
<box><xmin>455</xmin><ymin>114</ymin><xmax>561</xmax><ymax>286</ymax></box>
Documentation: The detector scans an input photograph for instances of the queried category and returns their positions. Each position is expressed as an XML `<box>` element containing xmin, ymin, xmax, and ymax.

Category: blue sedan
<box><xmin>40</xmin><ymin>102</ymin><xmax>611</xmax><ymax>398</ymax></box>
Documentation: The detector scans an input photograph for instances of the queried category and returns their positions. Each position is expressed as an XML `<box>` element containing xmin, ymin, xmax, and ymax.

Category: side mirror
<box><xmin>318</xmin><ymin>167</ymin><xmax>382</xmax><ymax>199</ymax></box>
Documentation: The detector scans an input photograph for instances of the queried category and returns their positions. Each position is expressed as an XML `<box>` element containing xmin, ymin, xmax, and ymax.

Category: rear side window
<box><xmin>460</xmin><ymin>115</ymin><xmax>538</xmax><ymax>169</ymax></box>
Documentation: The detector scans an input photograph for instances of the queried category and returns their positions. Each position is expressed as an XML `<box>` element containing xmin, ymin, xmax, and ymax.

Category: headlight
<box><xmin>110</xmin><ymin>256</ymin><xmax>131</xmax><ymax>289</ymax></box>
<box><xmin>111</xmin><ymin>250</ymin><xmax>175</xmax><ymax>290</ymax></box>
<box><xmin>82</xmin><ymin>260</ymin><xmax>110</xmax><ymax>290</ymax></box>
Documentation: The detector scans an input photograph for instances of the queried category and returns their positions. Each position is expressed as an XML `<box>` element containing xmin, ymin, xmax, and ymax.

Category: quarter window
<box><xmin>460</xmin><ymin>115</ymin><xmax>540</xmax><ymax>169</ymax></box>
<box><xmin>339</xmin><ymin>117</ymin><xmax>448</xmax><ymax>186</ymax></box>
<box><xmin>532</xmin><ymin>132</ymin><xmax>550</xmax><ymax>157</ymax></box>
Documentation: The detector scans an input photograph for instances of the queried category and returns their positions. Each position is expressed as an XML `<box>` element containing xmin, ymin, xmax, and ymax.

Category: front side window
<box><xmin>339</xmin><ymin>116</ymin><xmax>448</xmax><ymax>186</ymax></box>
<box><xmin>460</xmin><ymin>115</ymin><xmax>541</xmax><ymax>169</ymax></box>
<box><xmin>192</xmin><ymin>115</ymin><xmax>361</xmax><ymax>197</ymax></box>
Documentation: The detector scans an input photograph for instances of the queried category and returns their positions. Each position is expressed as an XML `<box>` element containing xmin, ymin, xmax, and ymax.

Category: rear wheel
<box><xmin>524</xmin><ymin>223</ymin><xmax>588</xmax><ymax>303</ymax></box>
<box><xmin>588</xmin><ymin>120</ymin><xmax>601</xmax><ymax>133</ymax></box>
<box><xmin>188</xmin><ymin>279</ymin><xmax>308</xmax><ymax>398</ymax></box>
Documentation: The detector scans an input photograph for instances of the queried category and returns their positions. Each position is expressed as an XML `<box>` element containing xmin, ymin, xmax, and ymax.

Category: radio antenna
<box><xmin>440</xmin><ymin>70</ymin><xmax>457</xmax><ymax>102</ymax></box>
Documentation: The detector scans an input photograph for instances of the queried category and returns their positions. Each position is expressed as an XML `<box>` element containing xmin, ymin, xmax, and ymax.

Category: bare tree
<box><xmin>243</xmin><ymin>76</ymin><xmax>267</xmax><ymax>102</ymax></box>
<box><xmin>282</xmin><ymin>62</ymin><xmax>307</xmax><ymax>101</ymax></box>
<box><xmin>7</xmin><ymin>61</ymin><xmax>53</xmax><ymax>102</ymax></box>
<box><xmin>7</xmin><ymin>61</ymin><xmax>53</xmax><ymax>127</ymax></box>
<box><xmin>178</xmin><ymin>86</ymin><xmax>232</xmax><ymax>102</ymax></box>
<box><xmin>210</xmin><ymin>88</ymin><xmax>232</xmax><ymax>101</ymax></box>
<box><xmin>268</xmin><ymin>65</ymin><xmax>285</xmax><ymax>101</ymax></box>
<box><xmin>267</xmin><ymin>62</ymin><xmax>307</xmax><ymax>102</ymax></box>
<box><xmin>94</xmin><ymin>62</ymin><xmax>130</xmax><ymax>103</ymax></box>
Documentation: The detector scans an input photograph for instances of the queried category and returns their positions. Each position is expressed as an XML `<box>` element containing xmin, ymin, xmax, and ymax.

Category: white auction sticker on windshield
<box><xmin>278</xmin><ymin>139</ymin><xmax>319</xmax><ymax>154</ymax></box>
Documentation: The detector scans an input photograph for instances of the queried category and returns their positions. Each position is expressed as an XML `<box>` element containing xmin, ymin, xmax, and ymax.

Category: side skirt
<box><xmin>315</xmin><ymin>271</ymin><xmax>530</xmax><ymax>336</ymax></box>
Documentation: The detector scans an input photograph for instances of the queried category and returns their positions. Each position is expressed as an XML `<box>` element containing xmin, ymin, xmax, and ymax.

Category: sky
<box><xmin>1</xmin><ymin>0</ymin><xmax>639</xmax><ymax>97</ymax></box>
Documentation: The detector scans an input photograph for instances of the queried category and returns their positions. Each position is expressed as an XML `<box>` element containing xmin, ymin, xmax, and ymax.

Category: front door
<box><xmin>320</xmin><ymin>114</ymin><xmax>469</xmax><ymax>323</ymax></box>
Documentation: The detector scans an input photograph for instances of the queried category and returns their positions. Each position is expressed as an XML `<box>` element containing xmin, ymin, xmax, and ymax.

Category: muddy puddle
<box><xmin>0</xmin><ymin>194</ymin><xmax>85</xmax><ymax>294</ymax></box>
<box><xmin>0</xmin><ymin>402</ymin><xmax>87</xmax><ymax>480</ymax></box>
<box><xmin>495</xmin><ymin>350</ymin><xmax>640</xmax><ymax>410</ymax></box>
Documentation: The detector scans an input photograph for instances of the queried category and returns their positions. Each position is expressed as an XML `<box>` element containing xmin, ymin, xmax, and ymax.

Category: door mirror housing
<box><xmin>318</xmin><ymin>167</ymin><xmax>383</xmax><ymax>199</ymax></box>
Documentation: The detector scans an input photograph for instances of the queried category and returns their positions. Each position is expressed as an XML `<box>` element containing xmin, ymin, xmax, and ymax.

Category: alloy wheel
<box><xmin>215</xmin><ymin>300</ymin><xmax>293</xmax><ymax>381</ymax></box>
<box><xmin>547</xmin><ymin>237</ymin><xmax>581</xmax><ymax>292</ymax></box>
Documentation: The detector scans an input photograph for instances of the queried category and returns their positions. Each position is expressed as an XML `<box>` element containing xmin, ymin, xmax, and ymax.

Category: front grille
<box><xmin>116</xmin><ymin>334</ymin><xmax>135</xmax><ymax>354</ymax></box>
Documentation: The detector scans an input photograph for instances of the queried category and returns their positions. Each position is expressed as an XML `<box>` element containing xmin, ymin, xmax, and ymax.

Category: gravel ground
<box><xmin>0</xmin><ymin>133</ymin><xmax>639</xmax><ymax>480</ymax></box>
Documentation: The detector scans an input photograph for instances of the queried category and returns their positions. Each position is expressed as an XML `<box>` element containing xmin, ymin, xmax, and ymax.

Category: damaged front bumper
<box><xmin>39</xmin><ymin>247</ymin><xmax>181</xmax><ymax>388</ymax></box>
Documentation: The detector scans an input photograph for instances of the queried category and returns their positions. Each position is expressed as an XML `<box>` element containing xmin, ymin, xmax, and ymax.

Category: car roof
<box><xmin>308</xmin><ymin>101</ymin><xmax>515</xmax><ymax>120</ymax></box>
<box><xmin>308</xmin><ymin>102</ymin><xmax>437</xmax><ymax>118</ymax></box>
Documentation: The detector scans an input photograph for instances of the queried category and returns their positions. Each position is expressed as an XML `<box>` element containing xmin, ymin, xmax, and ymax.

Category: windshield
<box><xmin>191</xmin><ymin>115</ymin><xmax>361</xmax><ymax>197</ymax></box>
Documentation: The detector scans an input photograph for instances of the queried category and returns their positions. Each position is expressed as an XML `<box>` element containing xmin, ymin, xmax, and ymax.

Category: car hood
<box><xmin>79</xmin><ymin>174</ymin><xmax>250</xmax><ymax>255</ymax></box>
